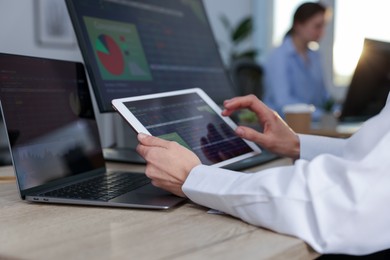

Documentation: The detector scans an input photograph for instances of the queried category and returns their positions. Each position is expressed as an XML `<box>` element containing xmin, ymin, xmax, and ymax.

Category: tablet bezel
<box><xmin>112</xmin><ymin>88</ymin><xmax>262</xmax><ymax>167</ymax></box>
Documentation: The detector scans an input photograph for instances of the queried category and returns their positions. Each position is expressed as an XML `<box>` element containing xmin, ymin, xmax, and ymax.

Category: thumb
<box><xmin>137</xmin><ymin>133</ymin><xmax>169</xmax><ymax>148</ymax></box>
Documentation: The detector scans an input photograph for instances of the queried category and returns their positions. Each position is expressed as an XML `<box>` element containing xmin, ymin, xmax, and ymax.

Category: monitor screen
<box><xmin>340</xmin><ymin>38</ymin><xmax>390</xmax><ymax>122</ymax></box>
<box><xmin>66</xmin><ymin>0</ymin><xmax>236</xmax><ymax>112</ymax></box>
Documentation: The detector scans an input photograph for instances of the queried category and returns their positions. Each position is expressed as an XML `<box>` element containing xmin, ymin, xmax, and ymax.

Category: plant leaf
<box><xmin>232</xmin><ymin>17</ymin><xmax>252</xmax><ymax>43</ymax></box>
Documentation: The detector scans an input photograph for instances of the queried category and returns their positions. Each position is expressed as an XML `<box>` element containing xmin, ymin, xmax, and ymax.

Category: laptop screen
<box><xmin>0</xmin><ymin>53</ymin><xmax>105</xmax><ymax>191</ymax></box>
<box><xmin>340</xmin><ymin>38</ymin><xmax>390</xmax><ymax>122</ymax></box>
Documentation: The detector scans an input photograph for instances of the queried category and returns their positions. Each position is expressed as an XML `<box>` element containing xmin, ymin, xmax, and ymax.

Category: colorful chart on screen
<box><xmin>83</xmin><ymin>16</ymin><xmax>152</xmax><ymax>81</ymax></box>
<box><xmin>96</xmin><ymin>34</ymin><xmax>125</xmax><ymax>76</ymax></box>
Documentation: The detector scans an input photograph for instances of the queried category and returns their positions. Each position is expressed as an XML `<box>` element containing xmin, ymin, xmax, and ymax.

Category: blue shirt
<box><xmin>263</xmin><ymin>36</ymin><xmax>330</xmax><ymax>121</ymax></box>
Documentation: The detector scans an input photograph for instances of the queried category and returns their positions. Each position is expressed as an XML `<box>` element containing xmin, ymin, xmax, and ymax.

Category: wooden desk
<box><xmin>0</xmin><ymin>160</ymin><xmax>319</xmax><ymax>260</ymax></box>
<box><xmin>308</xmin><ymin>121</ymin><xmax>362</xmax><ymax>138</ymax></box>
<box><xmin>309</xmin><ymin>128</ymin><xmax>352</xmax><ymax>138</ymax></box>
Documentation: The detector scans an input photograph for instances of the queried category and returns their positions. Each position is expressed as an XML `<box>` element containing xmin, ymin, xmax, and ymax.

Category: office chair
<box><xmin>230</xmin><ymin>59</ymin><xmax>263</xmax><ymax>99</ymax></box>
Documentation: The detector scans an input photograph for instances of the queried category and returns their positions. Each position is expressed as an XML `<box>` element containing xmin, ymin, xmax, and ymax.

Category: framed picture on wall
<box><xmin>34</xmin><ymin>0</ymin><xmax>76</xmax><ymax>48</ymax></box>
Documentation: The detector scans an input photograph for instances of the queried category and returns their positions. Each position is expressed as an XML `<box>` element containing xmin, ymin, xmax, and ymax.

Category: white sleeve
<box><xmin>298</xmin><ymin>134</ymin><xmax>346</xmax><ymax>160</ymax></box>
<box><xmin>182</xmin><ymin>131</ymin><xmax>390</xmax><ymax>255</ymax></box>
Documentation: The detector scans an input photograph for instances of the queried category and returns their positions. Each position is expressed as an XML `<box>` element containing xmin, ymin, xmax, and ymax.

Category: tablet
<box><xmin>112</xmin><ymin>88</ymin><xmax>261</xmax><ymax>167</ymax></box>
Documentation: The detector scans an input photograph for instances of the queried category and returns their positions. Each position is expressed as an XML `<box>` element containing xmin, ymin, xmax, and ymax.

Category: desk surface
<box><xmin>0</xmin><ymin>160</ymin><xmax>318</xmax><ymax>260</ymax></box>
<box><xmin>308</xmin><ymin>118</ymin><xmax>362</xmax><ymax>138</ymax></box>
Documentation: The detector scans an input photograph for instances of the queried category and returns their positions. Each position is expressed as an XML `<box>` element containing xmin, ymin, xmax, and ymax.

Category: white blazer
<box><xmin>183</xmin><ymin>93</ymin><xmax>390</xmax><ymax>255</ymax></box>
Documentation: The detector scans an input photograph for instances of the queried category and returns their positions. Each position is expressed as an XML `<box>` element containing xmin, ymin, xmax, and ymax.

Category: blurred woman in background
<box><xmin>263</xmin><ymin>2</ymin><xmax>331</xmax><ymax>121</ymax></box>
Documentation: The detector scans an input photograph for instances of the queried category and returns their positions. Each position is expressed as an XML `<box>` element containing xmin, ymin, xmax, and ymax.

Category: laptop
<box><xmin>0</xmin><ymin>53</ymin><xmax>185</xmax><ymax>209</ymax></box>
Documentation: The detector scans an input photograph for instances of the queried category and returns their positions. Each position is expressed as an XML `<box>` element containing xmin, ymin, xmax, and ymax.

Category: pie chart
<box><xmin>95</xmin><ymin>34</ymin><xmax>125</xmax><ymax>75</ymax></box>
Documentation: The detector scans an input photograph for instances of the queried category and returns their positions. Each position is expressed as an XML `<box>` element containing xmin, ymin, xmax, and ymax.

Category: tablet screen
<box><xmin>116</xmin><ymin>89</ymin><xmax>261</xmax><ymax>166</ymax></box>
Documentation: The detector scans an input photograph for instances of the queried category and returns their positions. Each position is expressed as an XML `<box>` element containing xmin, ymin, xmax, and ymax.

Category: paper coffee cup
<box><xmin>283</xmin><ymin>104</ymin><xmax>315</xmax><ymax>134</ymax></box>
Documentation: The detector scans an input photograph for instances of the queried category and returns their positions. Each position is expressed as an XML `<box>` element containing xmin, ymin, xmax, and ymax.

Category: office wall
<box><xmin>0</xmin><ymin>1</ymin><xmax>82</xmax><ymax>61</ymax></box>
<box><xmin>203</xmin><ymin>0</ymin><xmax>252</xmax><ymax>65</ymax></box>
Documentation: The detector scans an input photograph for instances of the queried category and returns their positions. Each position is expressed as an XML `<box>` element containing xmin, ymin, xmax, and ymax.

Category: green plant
<box><xmin>220</xmin><ymin>15</ymin><xmax>258</xmax><ymax>63</ymax></box>
<box><xmin>323</xmin><ymin>98</ymin><xmax>335</xmax><ymax>113</ymax></box>
<box><xmin>238</xmin><ymin>109</ymin><xmax>258</xmax><ymax>123</ymax></box>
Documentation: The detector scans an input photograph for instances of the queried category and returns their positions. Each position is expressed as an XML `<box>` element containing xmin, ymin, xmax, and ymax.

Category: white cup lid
<box><xmin>283</xmin><ymin>103</ymin><xmax>315</xmax><ymax>113</ymax></box>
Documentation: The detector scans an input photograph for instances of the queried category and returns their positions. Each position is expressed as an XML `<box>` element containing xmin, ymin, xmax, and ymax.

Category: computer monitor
<box><xmin>66</xmin><ymin>0</ymin><xmax>237</xmax><ymax>163</ymax></box>
<box><xmin>66</xmin><ymin>0</ymin><xmax>236</xmax><ymax>112</ymax></box>
<box><xmin>340</xmin><ymin>38</ymin><xmax>390</xmax><ymax>122</ymax></box>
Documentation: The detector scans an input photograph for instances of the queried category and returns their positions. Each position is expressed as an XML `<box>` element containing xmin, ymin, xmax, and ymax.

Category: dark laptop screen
<box><xmin>340</xmin><ymin>38</ymin><xmax>390</xmax><ymax>122</ymax></box>
<box><xmin>0</xmin><ymin>54</ymin><xmax>105</xmax><ymax>191</ymax></box>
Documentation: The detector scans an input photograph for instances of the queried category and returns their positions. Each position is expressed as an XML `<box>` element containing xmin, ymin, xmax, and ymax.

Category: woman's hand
<box><xmin>136</xmin><ymin>133</ymin><xmax>201</xmax><ymax>197</ymax></box>
<box><xmin>222</xmin><ymin>95</ymin><xmax>300</xmax><ymax>159</ymax></box>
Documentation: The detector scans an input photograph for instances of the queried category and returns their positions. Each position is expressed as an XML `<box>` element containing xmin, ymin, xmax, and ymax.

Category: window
<box><xmin>333</xmin><ymin>0</ymin><xmax>390</xmax><ymax>86</ymax></box>
<box><xmin>272</xmin><ymin>0</ymin><xmax>314</xmax><ymax>46</ymax></box>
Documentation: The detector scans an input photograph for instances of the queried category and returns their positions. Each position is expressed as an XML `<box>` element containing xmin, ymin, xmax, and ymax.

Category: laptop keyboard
<box><xmin>39</xmin><ymin>172</ymin><xmax>151</xmax><ymax>201</ymax></box>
